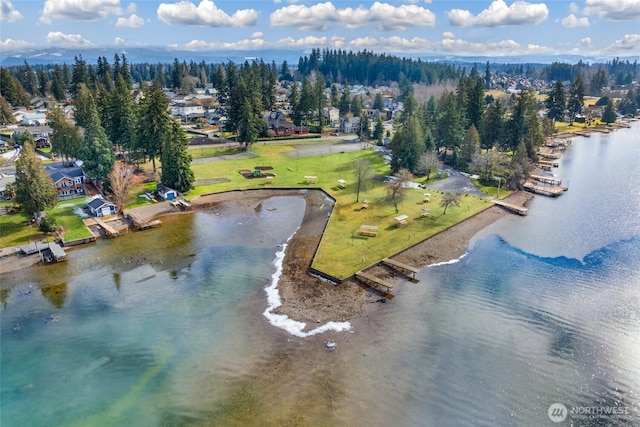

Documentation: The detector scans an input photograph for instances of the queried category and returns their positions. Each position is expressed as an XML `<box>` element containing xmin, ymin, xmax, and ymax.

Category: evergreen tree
<box><xmin>78</xmin><ymin>105</ymin><xmax>115</xmax><ymax>184</ymax></box>
<box><xmin>589</xmin><ymin>68</ymin><xmax>608</xmax><ymax>96</ymax></box>
<box><xmin>330</xmin><ymin>84</ymin><xmax>339</xmax><ymax>107</ymax></box>
<box><xmin>602</xmin><ymin>100</ymin><xmax>617</xmax><ymax>124</ymax></box>
<box><xmin>314</xmin><ymin>73</ymin><xmax>326</xmax><ymax>126</ymax></box>
<box><xmin>545</xmin><ymin>81</ymin><xmax>566</xmax><ymax>122</ymax></box>
<box><xmin>161</xmin><ymin>120</ymin><xmax>194</xmax><ymax>193</ymax></box>
<box><xmin>373</xmin><ymin>92</ymin><xmax>385</xmax><ymax>112</ymax></box>
<box><xmin>484</xmin><ymin>61</ymin><xmax>491</xmax><ymax>90</ymax></box>
<box><xmin>391</xmin><ymin>115</ymin><xmax>425</xmax><ymax>173</ymax></box>
<box><xmin>14</xmin><ymin>137</ymin><xmax>58</xmax><ymax>214</ymax></box>
<box><xmin>373</xmin><ymin>116</ymin><xmax>384</xmax><ymax>143</ymax></box>
<box><xmin>358</xmin><ymin>111</ymin><xmax>370</xmax><ymax>140</ymax></box>
<box><xmin>0</xmin><ymin>67</ymin><xmax>29</xmax><ymax>106</ymax></box>
<box><xmin>435</xmin><ymin>91</ymin><xmax>465</xmax><ymax>155</ymax></box>
<box><xmin>479</xmin><ymin>100</ymin><xmax>504</xmax><ymax>150</ymax></box>
<box><xmin>106</xmin><ymin>75</ymin><xmax>135</xmax><ymax>159</ymax></box>
<box><xmin>505</xmin><ymin>91</ymin><xmax>544</xmax><ymax>158</ymax></box>
<box><xmin>339</xmin><ymin>82</ymin><xmax>350</xmax><ymax>116</ymax></box>
<box><xmin>135</xmin><ymin>80</ymin><xmax>169</xmax><ymax>173</ymax></box>
<box><xmin>459</xmin><ymin>125</ymin><xmax>480</xmax><ymax>168</ymax></box>
<box><xmin>567</xmin><ymin>74</ymin><xmax>585</xmax><ymax>125</ymax></box>
<box><xmin>0</xmin><ymin>95</ymin><xmax>15</xmax><ymax>124</ymax></box>
<box><xmin>74</xmin><ymin>83</ymin><xmax>99</xmax><ymax>129</ymax></box>
<box><xmin>70</xmin><ymin>55</ymin><xmax>89</xmax><ymax>97</ymax></box>
<box><xmin>51</xmin><ymin>65</ymin><xmax>66</xmax><ymax>101</ymax></box>
<box><xmin>49</xmin><ymin>106</ymin><xmax>82</xmax><ymax>164</ymax></box>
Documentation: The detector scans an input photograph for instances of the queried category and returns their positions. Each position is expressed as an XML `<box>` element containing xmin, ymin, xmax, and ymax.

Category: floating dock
<box><xmin>531</xmin><ymin>174</ymin><xmax>562</xmax><ymax>185</ymax></box>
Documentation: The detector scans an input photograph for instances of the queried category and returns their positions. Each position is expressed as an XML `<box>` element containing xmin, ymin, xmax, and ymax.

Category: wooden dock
<box><xmin>523</xmin><ymin>182</ymin><xmax>568</xmax><ymax>197</ymax></box>
<box><xmin>538</xmin><ymin>151</ymin><xmax>561</xmax><ymax>159</ymax></box>
<box><xmin>492</xmin><ymin>200</ymin><xmax>528</xmax><ymax>216</ymax></box>
<box><xmin>531</xmin><ymin>174</ymin><xmax>562</xmax><ymax>185</ymax></box>
<box><xmin>381</xmin><ymin>258</ymin><xmax>420</xmax><ymax>279</ymax></box>
<box><xmin>538</xmin><ymin>159</ymin><xmax>559</xmax><ymax>168</ymax></box>
<box><xmin>355</xmin><ymin>271</ymin><xmax>394</xmax><ymax>293</ymax></box>
<box><xmin>95</xmin><ymin>217</ymin><xmax>120</xmax><ymax>237</ymax></box>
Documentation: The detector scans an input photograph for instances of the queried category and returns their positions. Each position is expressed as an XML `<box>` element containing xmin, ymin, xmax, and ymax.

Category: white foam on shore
<box><xmin>427</xmin><ymin>252</ymin><xmax>468</xmax><ymax>268</ymax></box>
<box><xmin>263</xmin><ymin>232</ymin><xmax>351</xmax><ymax>338</ymax></box>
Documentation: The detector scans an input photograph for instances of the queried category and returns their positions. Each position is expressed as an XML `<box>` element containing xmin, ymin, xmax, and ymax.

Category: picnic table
<box><xmin>359</xmin><ymin>224</ymin><xmax>379</xmax><ymax>237</ymax></box>
<box><xmin>394</xmin><ymin>214</ymin><xmax>408</xmax><ymax>226</ymax></box>
<box><xmin>304</xmin><ymin>176</ymin><xmax>318</xmax><ymax>184</ymax></box>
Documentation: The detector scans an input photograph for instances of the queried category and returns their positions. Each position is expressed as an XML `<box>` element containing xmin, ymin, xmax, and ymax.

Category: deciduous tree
<box><xmin>440</xmin><ymin>192</ymin><xmax>461</xmax><ymax>215</ymax></box>
<box><xmin>107</xmin><ymin>162</ymin><xmax>135</xmax><ymax>213</ymax></box>
<box><xmin>386</xmin><ymin>168</ymin><xmax>413</xmax><ymax>213</ymax></box>
<box><xmin>352</xmin><ymin>158</ymin><xmax>371</xmax><ymax>202</ymax></box>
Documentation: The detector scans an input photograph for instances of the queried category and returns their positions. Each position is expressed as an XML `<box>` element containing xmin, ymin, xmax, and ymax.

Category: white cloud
<box><xmin>115</xmin><ymin>37</ymin><xmax>125</xmax><ymax>45</ymax></box>
<box><xmin>448</xmin><ymin>0</ymin><xmax>548</xmax><ymax>27</ymax></box>
<box><xmin>127</xmin><ymin>2</ymin><xmax>136</xmax><ymax>14</ymax></box>
<box><xmin>251</xmin><ymin>31</ymin><xmax>263</xmax><ymax>39</ymax></box>
<box><xmin>157</xmin><ymin>0</ymin><xmax>258</xmax><ymax>27</ymax></box>
<box><xmin>580</xmin><ymin>37</ymin><xmax>592</xmax><ymax>47</ymax></box>
<box><xmin>40</xmin><ymin>0</ymin><xmax>122</xmax><ymax>24</ymax></box>
<box><xmin>46</xmin><ymin>31</ymin><xmax>93</xmax><ymax>47</ymax></box>
<box><xmin>116</xmin><ymin>13</ymin><xmax>144</xmax><ymax>27</ymax></box>
<box><xmin>0</xmin><ymin>38</ymin><xmax>33</xmax><ymax>50</ymax></box>
<box><xmin>442</xmin><ymin>31</ymin><xmax>455</xmax><ymax>39</ymax></box>
<box><xmin>561</xmin><ymin>14</ymin><xmax>590</xmax><ymax>28</ymax></box>
<box><xmin>569</xmin><ymin>2</ymin><xmax>579</xmax><ymax>14</ymax></box>
<box><xmin>347</xmin><ymin>34</ymin><xmax>552</xmax><ymax>56</ymax></box>
<box><xmin>603</xmin><ymin>33</ymin><xmax>640</xmax><ymax>52</ymax></box>
<box><xmin>584</xmin><ymin>0</ymin><xmax>640</xmax><ymax>21</ymax></box>
<box><xmin>0</xmin><ymin>0</ymin><xmax>22</xmax><ymax>22</ymax></box>
<box><xmin>270</xmin><ymin>1</ymin><xmax>436</xmax><ymax>31</ymax></box>
<box><xmin>178</xmin><ymin>35</ymin><xmax>346</xmax><ymax>51</ymax></box>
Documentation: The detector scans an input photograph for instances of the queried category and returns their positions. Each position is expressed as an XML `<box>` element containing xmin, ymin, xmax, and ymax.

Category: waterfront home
<box><xmin>46</xmin><ymin>166</ymin><xmax>86</xmax><ymax>200</ymax></box>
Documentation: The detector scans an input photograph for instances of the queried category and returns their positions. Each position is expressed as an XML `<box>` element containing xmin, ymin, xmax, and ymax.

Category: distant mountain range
<box><xmin>1</xmin><ymin>46</ymin><xmax>637</xmax><ymax>67</ymax></box>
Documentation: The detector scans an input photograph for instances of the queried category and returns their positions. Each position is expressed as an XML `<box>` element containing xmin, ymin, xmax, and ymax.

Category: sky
<box><xmin>1</xmin><ymin>0</ymin><xmax>639</xmax><ymax>58</ymax></box>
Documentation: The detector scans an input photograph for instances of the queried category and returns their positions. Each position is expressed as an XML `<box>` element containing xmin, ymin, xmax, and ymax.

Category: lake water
<box><xmin>1</xmin><ymin>123</ymin><xmax>639</xmax><ymax>426</ymax></box>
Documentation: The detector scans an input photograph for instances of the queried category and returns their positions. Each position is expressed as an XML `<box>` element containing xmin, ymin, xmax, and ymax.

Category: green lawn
<box><xmin>2</xmin><ymin>140</ymin><xmax>498</xmax><ymax>279</ymax></box>
<box><xmin>48</xmin><ymin>197</ymin><xmax>94</xmax><ymax>241</ymax></box>
<box><xmin>0</xmin><ymin>210</ymin><xmax>42</xmax><ymax>248</ymax></box>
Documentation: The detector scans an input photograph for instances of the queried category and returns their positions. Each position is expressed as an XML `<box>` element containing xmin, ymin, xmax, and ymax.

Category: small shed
<box><xmin>87</xmin><ymin>197</ymin><xmax>117</xmax><ymax>217</ymax></box>
<box><xmin>157</xmin><ymin>184</ymin><xmax>178</xmax><ymax>200</ymax></box>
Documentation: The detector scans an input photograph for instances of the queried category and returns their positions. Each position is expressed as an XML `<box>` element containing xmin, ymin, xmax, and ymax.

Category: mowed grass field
<box><xmin>184</xmin><ymin>143</ymin><xmax>491</xmax><ymax>279</ymax></box>
<box><xmin>1</xmin><ymin>141</ymin><xmax>493</xmax><ymax>279</ymax></box>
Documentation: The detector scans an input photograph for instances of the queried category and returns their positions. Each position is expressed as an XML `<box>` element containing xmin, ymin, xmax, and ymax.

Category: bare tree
<box><xmin>416</xmin><ymin>151</ymin><xmax>440</xmax><ymax>181</ymax></box>
<box><xmin>108</xmin><ymin>162</ymin><xmax>135</xmax><ymax>213</ymax></box>
<box><xmin>440</xmin><ymin>192</ymin><xmax>461</xmax><ymax>215</ymax></box>
<box><xmin>352</xmin><ymin>158</ymin><xmax>371</xmax><ymax>202</ymax></box>
<box><xmin>386</xmin><ymin>168</ymin><xmax>413</xmax><ymax>213</ymax></box>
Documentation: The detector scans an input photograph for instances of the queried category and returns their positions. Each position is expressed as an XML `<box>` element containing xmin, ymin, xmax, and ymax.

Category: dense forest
<box><xmin>1</xmin><ymin>49</ymin><xmax>639</xmax><ymax>207</ymax></box>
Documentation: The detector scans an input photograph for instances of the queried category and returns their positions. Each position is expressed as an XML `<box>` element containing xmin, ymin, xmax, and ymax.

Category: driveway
<box><xmin>425</xmin><ymin>168</ymin><xmax>488</xmax><ymax>198</ymax></box>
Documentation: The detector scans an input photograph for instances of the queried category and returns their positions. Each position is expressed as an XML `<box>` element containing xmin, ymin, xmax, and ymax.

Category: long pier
<box><xmin>94</xmin><ymin>217</ymin><xmax>120</xmax><ymax>237</ymax></box>
<box><xmin>531</xmin><ymin>174</ymin><xmax>562</xmax><ymax>185</ymax></box>
<box><xmin>492</xmin><ymin>200</ymin><xmax>528</xmax><ymax>216</ymax></box>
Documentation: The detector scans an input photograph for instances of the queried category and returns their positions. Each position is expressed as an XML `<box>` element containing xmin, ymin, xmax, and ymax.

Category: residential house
<box><xmin>13</xmin><ymin>126</ymin><xmax>53</xmax><ymax>148</ymax></box>
<box><xmin>322</xmin><ymin>107</ymin><xmax>340</xmax><ymax>124</ymax></box>
<box><xmin>340</xmin><ymin>116</ymin><xmax>361</xmax><ymax>134</ymax></box>
<box><xmin>0</xmin><ymin>173</ymin><xmax>16</xmax><ymax>200</ymax></box>
<box><xmin>46</xmin><ymin>166</ymin><xmax>86</xmax><ymax>200</ymax></box>
<box><xmin>21</xmin><ymin>113</ymin><xmax>47</xmax><ymax>126</ymax></box>
<box><xmin>87</xmin><ymin>196</ymin><xmax>117</xmax><ymax>217</ymax></box>
<box><xmin>170</xmin><ymin>102</ymin><xmax>204</xmax><ymax>122</ymax></box>
<box><xmin>264</xmin><ymin>111</ymin><xmax>295</xmax><ymax>136</ymax></box>
<box><xmin>157</xmin><ymin>184</ymin><xmax>178</xmax><ymax>200</ymax></box>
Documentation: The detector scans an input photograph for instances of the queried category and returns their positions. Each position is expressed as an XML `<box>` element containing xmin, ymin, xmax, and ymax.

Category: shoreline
<box><xmin>0</xmin><ymin>188</ymin><xmax>533</xmax><ymax>328</ymax></box>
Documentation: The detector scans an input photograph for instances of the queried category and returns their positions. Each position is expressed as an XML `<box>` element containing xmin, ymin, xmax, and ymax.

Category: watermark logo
<box><xmin>548</xmin><ymin>403</ymin><xmax>568</xmax><ymax>423</ymax></box>
<box><xmin>548</xmin><ymin>402</ymin><xmax>631</xmax><ymax>423</ymax></box>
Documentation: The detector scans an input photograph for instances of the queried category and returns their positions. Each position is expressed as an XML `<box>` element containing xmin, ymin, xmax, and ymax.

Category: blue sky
<box><xmin>1</xmin><ymin>0</ymin><xmax>639</xmax><ymax>58</ymax></box>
